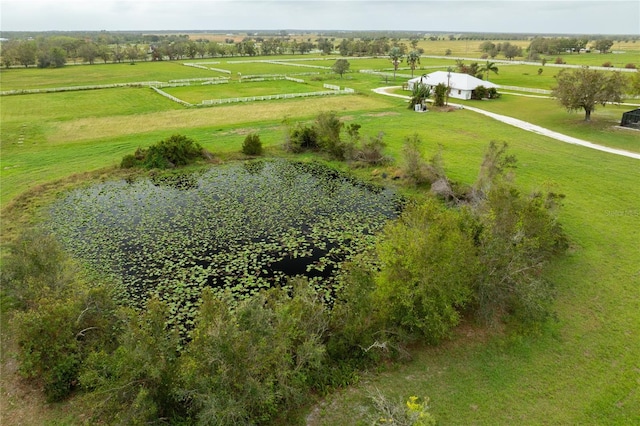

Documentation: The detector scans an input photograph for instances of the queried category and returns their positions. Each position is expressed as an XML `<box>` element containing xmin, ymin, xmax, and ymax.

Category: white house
<box><xmin>407</xmin><ymin>71</ymin><xmax>498</xmax><ymax>100</ymax></box>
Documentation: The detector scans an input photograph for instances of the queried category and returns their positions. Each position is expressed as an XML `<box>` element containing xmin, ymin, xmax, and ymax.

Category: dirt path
<box><xmin>372</xmin><ymin>86</ymin><xmax>640</xmax><ymax>160</ymax></box>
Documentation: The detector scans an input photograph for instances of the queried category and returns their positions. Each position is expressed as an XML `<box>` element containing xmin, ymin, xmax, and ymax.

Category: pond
<box><xmin>48</xmin><ymin>160</ymin><xmax>401</xmax><ymax>330</ymax></box>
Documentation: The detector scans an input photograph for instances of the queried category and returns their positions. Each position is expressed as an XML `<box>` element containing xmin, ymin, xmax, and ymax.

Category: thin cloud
<box><xmin>0</xmin><ymin>0</ymin><xmax>638</xmax><ymax>34</ymax></box>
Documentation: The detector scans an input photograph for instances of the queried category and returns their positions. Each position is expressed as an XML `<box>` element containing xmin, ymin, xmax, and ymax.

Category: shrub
<box><xmin>120</xmin><ymin>154</ymin><xmax>139</xmax><ymax>169</ymax></box>
<box><xmin>242</xmin><ymin>132</ymin><xmax>263</xmax><ymax>156</ymax></box>
<box><xmin>80</xmin><ymin>298</ymin><xmax>184</xmax><ymax>424</ymax></box>
<box><xmin>433</xmin><ymin>83</ymin><xmax>448</xmax><ymax>107</ymax></box>
<box><xmin>487</xmin><ymin>87</ymin><xmax>501</xmax><ymax>99</ymax></box>
<box><xmin>120</xmin><ymin>134</ymin><xmax>204</xmax><ymax>169</ymax></box>
<box><xmin>181</xmin><ymin>281</ymin><xmax>330</xmax><ymax>424</ymax></box>
<box><xmin>5</xmin><ymin>230</ymin><xmax>121</xmax><ymax>402</ymax></box>
<box><xmin>374</xmin><ymin>200</ymin><xmax>479</xmax><ymax>343</ymax></box>
<box><xmin>315</xmin><ymin>111</ymin><xmax>346</xmax><ymax>160</ymax></box>
<box><xmin>625</xmin><ymin>63</ymin><xmax>637</xmax><ymax>69</ymax></box>
<box><xmin>554</xmin><ymin>57</ymin><xmax>566</xmax><ymax>64</ymax></box>
<box><xmin>472</xmin><ymin>85</ymin><xmax>489</xmax><ymax>100</ymax></box>
<box><xmin>602</xmin><ymin>61</ymin><xmax>613</xmax><ymax>68</ymax></box>
<box><xmin>287</xmin><ymin>123</ymin><xmax>319</xmax><ymax>152</ymax></box>
<box><xmin>368</xmin><ymin>389</ymin><xmax>436</xmax><ymax>426</ymax></box>
<box><xmin>352</xmin><ymin>131</ymin><xmax>388</xmax><ymax>165</ymax></box>
<box><xmin>0</xmin><ymin>230</ymin><xmax>71</xmax><ymax>310</ymax></box>
<box><xmin>473</xmin><ymin>184</ymin><xmax>567</xmax><ymax>326</ymax></box>
<box><xmin>470</xmin><ymin>142</ymin><xmax>567</xmax><ymax>325</ymax></box>
<box><xmin>401</xmin><ymin>134</ymin><xmax>434</xmax><ymax>185</ymax></box>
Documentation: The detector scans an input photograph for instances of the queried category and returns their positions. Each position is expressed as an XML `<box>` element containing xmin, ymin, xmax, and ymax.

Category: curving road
<box><xmin>372</xmin><ymin>86</ymin><xmax>640</xmax><ymax>160</ymax></box>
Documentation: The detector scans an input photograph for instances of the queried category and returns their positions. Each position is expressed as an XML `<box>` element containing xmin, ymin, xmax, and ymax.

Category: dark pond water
<box><xmin>48</xmin><ymin>160</ymin><xmax>401</xmax><ymax>312</ymax></box>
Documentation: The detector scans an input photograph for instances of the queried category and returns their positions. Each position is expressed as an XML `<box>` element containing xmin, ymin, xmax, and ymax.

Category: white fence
<box><xmin>201</xmin><ymin>88</ymin><xmax>353</xmax><ymax>105</ymax></box>
<box><xmin>1</xmin><ymin>81</ymin><xmax>163</xmax><ymax>96</ymax></box>
<box><xmin>169</xmin><ymin>77</ymin><xmax>229</xmax><ymax>83</ymax></box>
<box><xmin>150</xmin><ymin>86</ymin><xmax>192</xmax><ymax>107</ymax></box>
<box><xmin>497</xmin><ymin>85</ymin><xmax>552</xmax><ymax>94</ymax></box>
<box><xmin>265</xmin><ymin>60</ymin><xmax>331</xmax><ymax>70</ymax></box>
<box><xmin>359</xmin><ymin>69</ymin><xmax>413</xmax><ymax>79</ymax></box>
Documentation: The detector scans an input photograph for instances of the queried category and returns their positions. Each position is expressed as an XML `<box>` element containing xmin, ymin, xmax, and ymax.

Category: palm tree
<box><xmin>480</xmin><ymin>61</ymin><xmax>499</xmax><ymax>81</ymax></box>
<box><xmin>388</xmin><ymin>47</ymin><xmax>403</xmax><ymax>80</ymax></box>
<box><xmin>406</xmin><ymin>50</ymin><xmax>421</xmax><ymax>77</ymax></box>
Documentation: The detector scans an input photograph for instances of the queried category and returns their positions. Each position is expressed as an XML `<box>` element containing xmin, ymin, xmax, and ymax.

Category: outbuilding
<box><xmin>407</xmin><ymin>71</ymin><xmax>498</xmax><ymax>100</ymax></box>
<box><xmin>620</xmin><ymin>108</ymin><xmax>640</xmax><ymax>129</ymax></box>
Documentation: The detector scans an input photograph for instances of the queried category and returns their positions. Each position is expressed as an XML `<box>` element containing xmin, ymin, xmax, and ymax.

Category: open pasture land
<box><xmin>1</xmin><ymin>54</ymin><xmax>639</xmax><ymax>425</ymax></box>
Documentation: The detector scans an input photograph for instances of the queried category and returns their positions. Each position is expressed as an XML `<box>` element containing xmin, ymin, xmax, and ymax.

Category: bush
<box><xmin>433</xmin><ymin>83</ymin><xmax>448</xmax><ymax>106</ymax></box>
<box><xmin>352</xmin><ymin>131</ymin><xmax>388</xmax><ymax>165</ymax></box>
<box><xmin>0</xmin><ymin>230</ymin><xmax>71</xmax><ymax>310</ymax></box>
<box><xmin>625</xmin><ymin>63</ymin><xmax>637</xmax><ymax>69</ymax></box>
<box><xmin>487</xmin><ymin>87</ymin><xmax>501</xmax><ymax>99</ymax></box>
<box><xmin>5</xmin><ymin>230</ymin><xmax>121</xmax><ymax>402</ymax></box>
<box><xmin>120</xmin><ymin>154</ymin><xmax>139</xmax><ymax>169</ymax></box>
<box><xmin>602</xmin><ymin>61</ymin><xmax>613</xmax><ymax>68</ymax></box>
<box><xmin>120</xmin><ymin>134</ymin><xmax>204</xmax><ymax>169</ymax></box>
<box><xmin>554</xmin><ymin>57</ymin><xmax>566</xmax><ymax>64</ymax></box>
<box><xmin>286</xmin><ymin>123</ymin><xmax>319</xmax><ymax>152</ymax></box>
<box><xmin>401</xmin><ymin>134</ymin><xmax>434</xmax><ymax>185</ymax></box>
<box><xmin>242</xmin><ymin>132</ymin><xmax>263</xmax><ymax>156</ymax></box>
<box><xmin>374</xmin><ymin>200</ymin><xmax>479</xmax><ymax>343</ymax></box>
<box><xmin>315</xmin><ymin>111</ymin><xmax>347</xmax><ymax>160</ymax></box>
<box><xmin>80</xmin><ymin>298</ymin><xmax>184</xmax><ymax>424</ymax></box>
<box><xmin>181</xmin><ymin>281</ymin><xmax>330</xmax><ymax>424</ymax></box>
<box><xmin>472</xmin><ymin>85</ymin><xmax>489</xmax><ymax>100</ymax></box>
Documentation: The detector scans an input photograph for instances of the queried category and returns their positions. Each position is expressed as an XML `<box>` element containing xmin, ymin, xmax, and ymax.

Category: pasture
<box><xmin>1</xmin><ymin>48</ymin><xmax>639</xmax><ymax>425</ymax></box>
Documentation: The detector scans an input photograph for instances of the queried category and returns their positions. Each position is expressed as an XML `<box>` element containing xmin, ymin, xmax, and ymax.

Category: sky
<box><xmin>1</xmin><ymin>0</ymin><xmax>639</xmax><ymax>35</ymax></box>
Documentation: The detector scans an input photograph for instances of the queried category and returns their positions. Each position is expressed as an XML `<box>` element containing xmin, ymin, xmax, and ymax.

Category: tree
<box><xmin>388</xmin><ymin>46</ymin><xmax>403</xmax><ymax>80</ymax></box>
<box><xmin>332</xmin><ymin>58</ymin><xmax>350</xmax><ymax>78</ymax></box>
<box><xmin>629</xmin><ymin>69</ymin><xmax>640</xmax><ymax>96</ymax></box>
<box><xmin>552</xmin><ymin>67</ymin><xmax>627</xmax><ymax>121</ymax></box>
<box><xmin>16</xmin><ymin>40</ymin><xmax>37</xmax><ymax>67</ymax></box>
<box><xmin>78</xmin><ymin>42</ymin><xmax>99</xmax><ymax>64</ymax></box>
<box><xmin>593</xmin><ymin>39</ymin><xmax>614</xmax><ymax>54</ymax></box>
<box><xmin>406</xmin><ymin>50</ymin><xmax>421</xmax><ymax>77</ymax></box>
<box><xmin>502</xmin><ymin>42</ymin><xmax>523</xmax><ymax>60</ymax></box>
<box><xmin>479</xmin><ymin>60</ymin><xmax>499</xmax><ymax>81</ymax></box>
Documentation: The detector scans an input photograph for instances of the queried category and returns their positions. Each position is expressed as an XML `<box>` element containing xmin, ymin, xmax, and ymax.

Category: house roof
<box><xmin>409</xmin><ymin>71</ymin><xmax>498</xmax><ymax>90</ymax></box>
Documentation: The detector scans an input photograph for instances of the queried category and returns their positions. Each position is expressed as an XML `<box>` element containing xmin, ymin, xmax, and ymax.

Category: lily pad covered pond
<box><xmin>48</xmin><ymin>160</ymin><xmax>401</xmax><ymax>323</ymax></box>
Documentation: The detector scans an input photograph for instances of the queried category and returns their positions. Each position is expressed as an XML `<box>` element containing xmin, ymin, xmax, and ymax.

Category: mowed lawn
<box><xmin>1</xmin><ymin>54</ymin><xmax>639</xmax><ymax>425</ymax></box>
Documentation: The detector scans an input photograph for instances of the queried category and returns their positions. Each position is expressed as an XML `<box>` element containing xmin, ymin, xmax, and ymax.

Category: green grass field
<box><xmin>1</xmin><ymin>48</ymin><xmax>639</xmax><ymax>425</ymax></box>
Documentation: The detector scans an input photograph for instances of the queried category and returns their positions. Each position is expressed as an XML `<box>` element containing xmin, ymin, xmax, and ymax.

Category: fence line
<box><xmin>201</xmin><ymin>88</ymin><xmax>354</xmax><ymax>105</ymax></box>
<box><xmin>169</xmin><ymin>77</ymin><xmax>229</xmax><ymax>83</ymax></box>
<box><xmin>497</xmin><ymin>85</ymin><xmax>552</xmax><ymax>94</ymax></box>
<box><xmin>209</xmin><ymin>67</ymin><xmax>232</xmax><ymax>74</ymax></box>
<box><xmin>265</xmin><ymin>61</ymin><xmax>331</xmax><ymax>70</ymax></box>
<box><xmin>150</xmin><ymin>86</ymin><xmax>192</xmax><ymax>107</ymax></box>
<box><xmin>1</xmin><ymin>81</ymin><xmax>164</xmax><ymax>96</ymax></box>
<box><xmin>359</xmin><ymin>69</ymin><xmax>413</xmax><ymax>79</ymax></box>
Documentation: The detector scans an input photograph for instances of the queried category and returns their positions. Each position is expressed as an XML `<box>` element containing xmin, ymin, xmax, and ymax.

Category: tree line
<box><xmin>0</xmin><ymin>34</ymin><xmax>337</xmax><ymax>68</ymax></box>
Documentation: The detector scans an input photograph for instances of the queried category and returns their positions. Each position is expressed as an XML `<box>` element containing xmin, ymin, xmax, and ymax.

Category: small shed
<box><xmin>620</xmin><ymin>108</ymin><xmax>640</xmax><ymax>129</ymax></box>
<box><xmin>407</xmin><ymin>71</ymin><xmax>498</xmax><ymax>100</ymax></box>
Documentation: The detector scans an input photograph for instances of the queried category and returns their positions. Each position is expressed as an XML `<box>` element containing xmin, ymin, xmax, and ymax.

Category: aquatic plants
<box><xmin>48</xmin><ymin>160</ymin><xmax>401</xmax><ymax>336</ymax></box>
